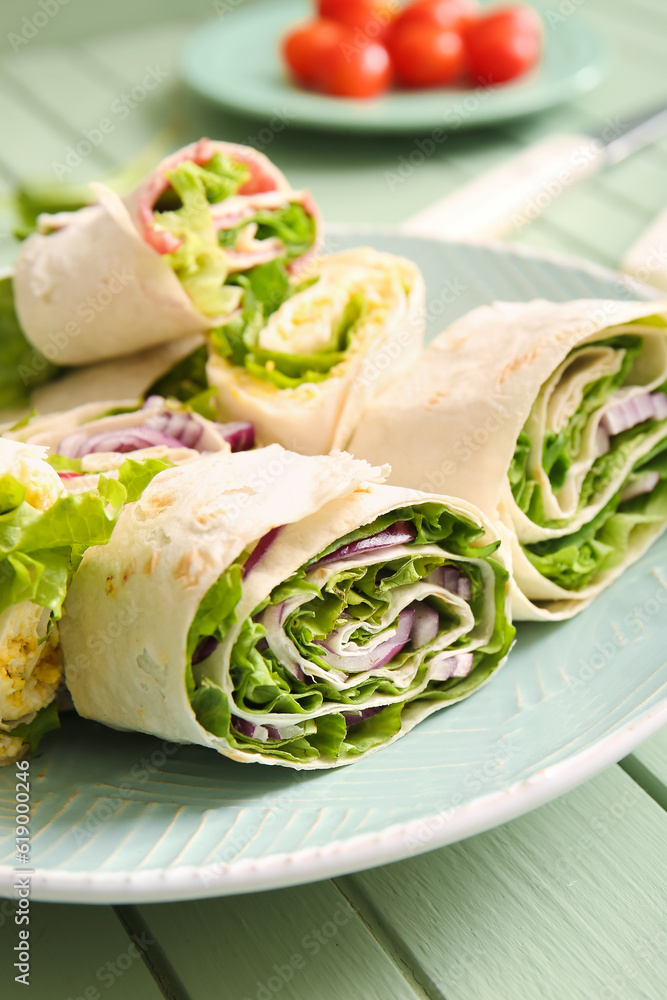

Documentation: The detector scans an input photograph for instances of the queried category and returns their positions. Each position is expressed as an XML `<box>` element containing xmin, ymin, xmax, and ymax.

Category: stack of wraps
<box><xmin>207</xmin><ymin>247</ymin><xmax>426</xmax><ymax>454</ymax></box>
<box><xmin>13</xmin><ymin>139</ymin><xmax>320</xmax><ymax>365</ymax></box>
<box><xmin>350</xmin><ymin>299</ymin><xmax>667</xmax><ymax>620</ymax></box>
<box><xmin>61</xmin><ymin>447</ymin><xmax>513</xmax><ymax>768</ymax></box>
<box><xmin>0</xmin><ymin>439</ymin><xmax>168</xmax><ymax>764</ymax></box>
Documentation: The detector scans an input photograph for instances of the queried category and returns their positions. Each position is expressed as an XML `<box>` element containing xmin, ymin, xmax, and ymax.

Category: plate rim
<box><xmin>1</xmin><ymin>231</ymin><xmax>665</xmax><ymax>904</ymax></box>
<box><xmin>179</xmin><ymin>0</ymin><xmax>607</xmax><ymax>135</ymax></box>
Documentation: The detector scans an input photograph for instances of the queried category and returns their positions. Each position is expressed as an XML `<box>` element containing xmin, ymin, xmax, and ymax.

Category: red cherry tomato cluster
<box><xmin>282</xmin><ymin>0</ymin><xmax>542</xmax><ymax>98</ymax></box>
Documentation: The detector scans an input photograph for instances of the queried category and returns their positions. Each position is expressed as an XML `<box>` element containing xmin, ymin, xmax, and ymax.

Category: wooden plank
<box><xmin>620</xmin><ymin>729</ymin><xmax>667</xmax><ymax>812</ymax></box>
<box><xmin>0</xmin><ymin>901</ymin><xmax>163</xmax><ymax>999</ymax></box>
<box><xmin>135</xmin><ymin>879</ymin><xmax>424</xmax><ymax>1000</ymax></box>
<box><xmin>339</xmin><ymin>767</ymin><xmax>667</xmax><ymax>1000</ymax></box>
<box><xmin>0</xmin><ymin>76</ymin><xmax>108</xmax><ymax>182</ymax></box>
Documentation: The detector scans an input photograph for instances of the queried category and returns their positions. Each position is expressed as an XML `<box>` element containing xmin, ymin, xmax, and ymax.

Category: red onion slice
<box><xmin>192</xmin><ymin>636</ymin><xmax>220</xmax><ymax>665</ymax></box>
<box><xmin>243</xmin><ymin>526</ymin><xmax>283</xmax><ymax>579</ymax></box>
<box><xmin>428</xmin><ymin>565</ymin><xmax>472</xmax><ymax>600</ymax></box>
<box><xmin>317</xmin><ymin>607</ymin><xmax>415</xmax><ymax>674</ymax></box>
<box><xmin>620</xmin><ymin>471</ymin><xmax>660</xmax><ymax>503</ymax></box>
<box><xmin>216</xmin><ymin>421</ymin><xmax>255</xmax><ymax>452</ymax></box>
<box><xmin>601</xmin><ymin>391</ymin><xmax>667</xmax><ymax>437</ymax></box>
<box><xmin>312</xmin><ymin>521</ymin><xmax>418</xmax><ymax>570</ymax></box>
<box><xmin>231</xmin><ymin>715</ymin><xmax>256</xmax><ymax>738</ymax></box>
<box><xmin>429</xmin><ymin>651</ymin><xmax>474</xmax><ymax>681</ymax></box>
<box><xmin>145</xmin><ymin>410</ymin><xmax>204</xmax><ymax>450</ymax></box>
<box><xmin>343</xmin><ymin>706</ymin><xmax>383</xmax><ymax>728</ymax></box>
<box><xmin>410</xmin><ymin>602</ymin><xmax>440</xmax><ymax>648</ymax></box>
<box><xmin>58</xmin><ymin>427</ymin><xmax>186</xmax><ymax>458</ymax></box>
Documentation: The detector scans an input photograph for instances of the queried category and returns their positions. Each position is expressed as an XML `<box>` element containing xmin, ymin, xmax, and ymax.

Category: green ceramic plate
<box><xmin>0</xmin><ymin>230</ymin><xmax>664</xmax><ymax>905</ymax></box>
<box><xmin>180</xmin><ymin>0</ymin><xmax>606</xmax><ymax>134</ymax></box>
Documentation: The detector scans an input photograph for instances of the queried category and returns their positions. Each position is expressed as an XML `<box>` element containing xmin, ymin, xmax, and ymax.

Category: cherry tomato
<box><xmin>318</xmin><ymin>0</ymin><xmax>398</xmax><ymax>36</ymax></box>
<box><xmin>394</xmin><ymin>0</ymin><xmax>478</xmax><ymax>31</ymax></box>
<box><xmin>389</xmin><ymin>22</ymin><xmax>465</xmax><ymax>89</ymax></box>
<box><xmin>464</xmin><ymin>5</ymin><xmax>542</xmax><ymax>85</ymax></box>
<box><xmin>282</xmin><ymin>19</ymin><xmax>349</xmax><ymax>86</ymax></box>
<box><xmin>316</xmin><ymin>36</ymin><xmax>393</xmax><ymax>97</ymax></box>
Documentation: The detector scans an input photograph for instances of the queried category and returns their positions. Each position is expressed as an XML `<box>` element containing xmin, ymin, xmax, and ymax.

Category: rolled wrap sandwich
<box><xmin>4</xmin><ymin>395</ymin><xmax>254</xmax><ymax>487</ymax></box>
<box><xmin>61</xmin><ymin>447</ymin><xmax>513</xmax><ymax>768</ymax></box>
<box><xmin>350</xmin><ymin>299</ymin><xmax>667</xmax><ymax>620</ymax></box>
<box><xmin>207</xmin><ymin>248</ymin><xmax>426</xmax><ymax>454</ymax></box>
<box><xmin>30</xmin><ymin>335</ymin><xmax>206</xmax><ymax>416</ymax></box>
<box><xmin>0</xmin><ymin>439</ymin><xmax>168</xmax><ymax>764</ymax></box>
<box><xmin>14</xmin><ymin>139</ymin><xmax>320</xmax><ymax>366</ymax></box>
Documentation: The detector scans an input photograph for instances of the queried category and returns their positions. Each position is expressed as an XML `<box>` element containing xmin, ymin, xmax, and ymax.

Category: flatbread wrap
<box><xmin>14</xmin><ymin>139</ymin><xmax>320</xmax><ymax>366</ymax></box>
<box><xmin>206</xmin><ymin>248</ymin><xmax>426</xmax><ymax>454</ymax></box>
<box><xmin>350</xmin><ymin>299</ymin><xmax>667</xmax><ymax>620</ymax></box>
<box><xmin>61</xmin><ymin>446</ymin><xmax>513</xmax><ymax>768</ymax></box>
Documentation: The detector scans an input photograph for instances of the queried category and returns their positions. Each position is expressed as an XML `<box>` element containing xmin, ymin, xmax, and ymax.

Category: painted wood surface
<box><xmin>0</xmin><ymin>0</ymin><xmax>665</xmax><ymax>997</ymax></box>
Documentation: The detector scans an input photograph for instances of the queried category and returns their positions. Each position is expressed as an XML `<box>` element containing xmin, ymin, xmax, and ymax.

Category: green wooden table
<box><xmin>1</xmin><ymin>0</ymin><xmax>666</xmax><ymax>996</ymax></box>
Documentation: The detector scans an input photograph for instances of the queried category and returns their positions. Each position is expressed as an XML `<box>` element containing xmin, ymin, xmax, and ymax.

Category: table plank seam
<box><xmin>332</xmin><ymin>874</ymin><xmax>450</xmax><ymax>1000</ymax></box>
<box><xmin>618</xmin><ymin>755</ymin><xmax>667</xmax><ymax>813</ymax></box>
<box><xmin>113</xmin><ymin>904</ymin><xmax>194</xmax><ymax>1000</ymax></box>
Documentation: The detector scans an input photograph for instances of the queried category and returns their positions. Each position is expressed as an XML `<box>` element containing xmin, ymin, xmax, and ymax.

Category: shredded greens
<box><xmin>210</xmin><ymin>259</ymin><xmax>366</xmax><ymax>390</ymax></box>
<box><xmin>184</xmin><ymin>504</ymin><xmax>513</xmax><ymax>764</ymax></box>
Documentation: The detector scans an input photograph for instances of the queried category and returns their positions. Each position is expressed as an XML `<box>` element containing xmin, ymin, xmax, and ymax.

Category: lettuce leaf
<box><xmin>217</xmin><ymin>203</ymin><xmax>316</xmax><ymax>263</ymax></box>
<box><xmin>156</xmin><ymin>157</ymin><xmax>248</xmax><ymax>318</ymax></box>
<box><xmin>185</xmin><ymin>504</ymin><xmax>513</xmax><ymax>763</ymax></box>
<box><xmin>0</xmin><ymin>457</ymin><xmax>169</xmax><ymax>619</ymax></box>
<box><xmin>7</xmin><ymin>700</ymin><xmax>60</xmax><ymax>752</ymax></box>
<box><xmin>0</xmin><ymin>275</ymin><xmax>59</xmax><ymax>411</ymax></box>
<box><xmin>510</xmin><ymin>336</ymin><xmax>642</xmax><ymax>525</ymax></box>
<box><xmin>210</xmin><ymin>260</ymin><xmax>365</xmax><ymax>390</ymax></box>
<box><xmin>524</xmin><ymin>443</ymin><xmax>667</xmax><ymax>590</ymax></box>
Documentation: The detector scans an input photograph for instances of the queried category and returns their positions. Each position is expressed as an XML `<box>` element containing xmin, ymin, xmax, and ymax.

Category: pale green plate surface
<box><xmin>180</xmin><ymin>0</ymin><xmax>606</xmax><ymax>135</ymax></box>
<box><xmin>0</xmin><ymin>230</ymin><xmax>664</xmax><ymax>905</ymax></box>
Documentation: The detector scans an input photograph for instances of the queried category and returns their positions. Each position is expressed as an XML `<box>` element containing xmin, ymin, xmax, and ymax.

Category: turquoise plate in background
<box><xmin>0</xmin><ymin>230</ymin><xmax>664</xmax><ymax>905</ymax></box>
<box><xmin>180</xmin><ymin>0</ymin><xmax>607</xmax><ymax>135</ymax></box>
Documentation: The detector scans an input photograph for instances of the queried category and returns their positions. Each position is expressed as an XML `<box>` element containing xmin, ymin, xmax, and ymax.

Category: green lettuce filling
<box><xmin>217</xmin><ymin>203</ymin><xmax>316</xmax><ymax>263</ymax></box>
<box><xmin>0</xmin><ymin>276</ymin><xmax>59</xmax><ymax>412</ymax></box>
<box><xmin>155</xmin><ymin>158</ymin><xmax>315</xmax><ymax>323</ymax></box>
<box><xmin>211</xmin><ymin>259</ymin><xmax>365</xmax><ymax>390</ymax></box>
<box><xmin>156</xmin><ymin>156</ymin><xmax>249</xmax><ymax>318</ymax></box>
<box><xmin>145</xmin><ymin>344</ymin><xmax>217</xmax><ymax>418</ymax></box>
<box><xmin>1</xmin><ymin>456</ymin><xmax>170</xmax><ymax>756</ymax></box>
<box><xmin>185</xmin><ymin>504</ymin><xmax>513</xmax><ymax>763</ymax></box>
<box><xmin>509</xmin><ymin>336</ymin><xmax>642</xmax><ymax>524</ymax></box>
<box><xmin>524</xmin><ymin>436</ymin><xmax>667</xmax><ymax>591</ymax></box>
<box><xmin>0</xmin><ymin>457</ymin><xmax>170</xmax><ymax>619</ymax></box>
<box><xmin>6</xmin><ymin>701</ymin><xmax>60</xmax><ymax>752</ymax></box>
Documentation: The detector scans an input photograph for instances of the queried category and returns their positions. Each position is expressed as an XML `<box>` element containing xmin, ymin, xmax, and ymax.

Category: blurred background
<box><xmin>0</xmin><ymin>0</ymin><xmax>665</xmax><ymax>272</ymax></box>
